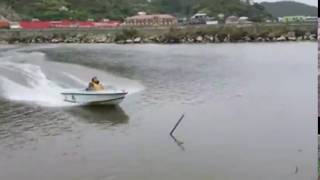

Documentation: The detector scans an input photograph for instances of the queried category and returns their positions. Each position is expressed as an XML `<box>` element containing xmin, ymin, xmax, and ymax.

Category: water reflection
<box><xmin>169</xmin><ymin>114</ymin><xmax>186</xmax><ymax>151</ymax></box>
<box><xmin>170</xmin><ymin>134</ymin><xmax>185</xmax><ymax>151</ymax></box>
<box><xmin>0</xmin><ymin>100</ymin><xmax>75</xmax><ymax>150</ymax></box>
<box><xmin>65</xmin><ymin>105</ymin><xmax>129</xmax><ymax>127</ymax></box>
<box><xmin>0</xmin><ymin>100</ymin><xmax>129</xmax><ymax>151</ymax></box>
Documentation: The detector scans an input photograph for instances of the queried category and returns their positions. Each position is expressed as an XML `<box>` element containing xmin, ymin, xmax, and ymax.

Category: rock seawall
<box><xmin>0</xmin><ymin>24</ymin><xmax>317</xmax><ymax>44</ymax></box>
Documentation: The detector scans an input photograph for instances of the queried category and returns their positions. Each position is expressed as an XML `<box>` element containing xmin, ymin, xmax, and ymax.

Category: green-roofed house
<box><xmin>279</xmin><ymin>16</ymin><xmax>306</xmax><ymax>23</ymax></box>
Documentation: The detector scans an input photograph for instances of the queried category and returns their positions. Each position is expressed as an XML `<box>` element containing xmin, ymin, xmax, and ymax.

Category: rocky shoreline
<box><xmin>0</xmin><ymin>26</ymin><xmax>317</xmax><ymax>44</ymax></box>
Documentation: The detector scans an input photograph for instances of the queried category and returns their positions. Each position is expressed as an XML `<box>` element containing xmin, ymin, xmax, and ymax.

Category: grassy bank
<box><xmin>0</xmin><ymin>24</ymin><xmax>317</xmax><ymax>44</ymax></box>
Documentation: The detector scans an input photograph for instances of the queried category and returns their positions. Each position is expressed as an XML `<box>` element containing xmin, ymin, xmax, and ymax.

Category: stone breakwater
<box><xmin>0</xmin><ymin>24</ymin><xmax>317</xmax><ymax>44</ymax></box>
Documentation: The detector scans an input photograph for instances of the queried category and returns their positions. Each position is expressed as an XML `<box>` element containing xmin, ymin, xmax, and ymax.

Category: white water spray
<box><xmin>0</xmin><ymin>59</ymin><xmax>72</xmax><ymax>106</ymax></box>
<box><xmin>0</xmin><ymin>49</ymin><xmax>144</xmax><ymax>107</ymax></box>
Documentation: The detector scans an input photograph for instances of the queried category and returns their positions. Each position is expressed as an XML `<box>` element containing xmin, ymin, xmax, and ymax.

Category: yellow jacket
<box><xmin>88</xmin><ymin>82</ymin><xmax>104</xmax><ymax>91</ymax></box>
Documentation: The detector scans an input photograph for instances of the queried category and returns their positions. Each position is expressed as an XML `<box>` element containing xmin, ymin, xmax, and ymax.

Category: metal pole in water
<box><xmin>170</xmin><ymin>114</ymin><xmax>185</xmax><ymax>136</ymax></box>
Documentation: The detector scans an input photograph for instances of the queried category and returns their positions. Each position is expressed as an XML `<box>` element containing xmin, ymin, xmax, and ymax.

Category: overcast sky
<box><xmin>254</xmin><ymin>0</ymin><xmax>317</xmax><ymax>6</ymax></box>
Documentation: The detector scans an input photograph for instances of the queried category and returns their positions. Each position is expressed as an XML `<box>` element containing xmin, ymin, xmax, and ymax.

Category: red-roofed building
<box><xmin>125</xmin><ymin>13</ymin><xmax>177</xmax><ymax>27</ymax></box>
<box><xmin>0</xmin><ymin>20</ymin><xmax>10</xmax><ymax>29</ymax></box>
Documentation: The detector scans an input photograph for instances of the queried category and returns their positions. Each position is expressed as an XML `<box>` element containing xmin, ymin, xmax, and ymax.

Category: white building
<box><xmin>9</xmin><ymin>21</ymin><xmax>21</xmax><ymax>29</ymax></box>
<box><xmin>190</xmin><ymin>13</ymin><xmax>207</xmax><ymax>24</ymax></box>
<box><xmin>225</xmin><ymin>16</ymin><xmax>239</xmax><ymax>24</ymax></box>
<box><xmin>238</xmin><ymin>16</ymin><xmax>252</xmax><ymax>24</ymax></box>
<box><xmin>190</xmin><ymin>13</ymin><xmax>217</xmax><ymax>25</ymax></box>
<box><xmin>191</xmin><ymin>13</ymin><xmax>207</xmax><ymax>19</ymax></box>
<box><xmin>240</xmin><ymin>0</ymin><xmax>254</xmax><ymax>5</ymax></box>
<box><xmin>305</xmin><ymin>16</ymin><xmax>317</xmax><ymax>22</ymax></box>
<box><xmin>206</xmin><ymin>20</ymin><xmax>218</xmax><ymax>25</ymax></box>
<box><xmin>59</xmin><ymin>6</ymin><xmax>69</xmax><ymax>12</ymax></box>
<box><xmin>217</xmin><ymin>13</ymin><xmax>225</xmax><ymax>20</ymax></box>
<box><xmin>137</xmin><ymin>11</ymin><xmax>147</xmax><ymax>16</ymax></box>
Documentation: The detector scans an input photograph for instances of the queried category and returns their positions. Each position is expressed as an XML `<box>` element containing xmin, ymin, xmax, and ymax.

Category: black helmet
<box><xmin>92</xmin><ymin>76</ymin><xmax>98</xmax><ymax>81</ymax></box>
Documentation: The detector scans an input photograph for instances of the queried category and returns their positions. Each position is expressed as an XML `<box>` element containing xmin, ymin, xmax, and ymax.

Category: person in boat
<box><xmin>86</xmin><ymin>76</ymin><xmax>104</xmax><ymax>91</ymax></box>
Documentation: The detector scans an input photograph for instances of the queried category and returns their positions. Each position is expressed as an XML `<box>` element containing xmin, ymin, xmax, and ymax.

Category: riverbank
<box><xmin>0</xmin><ymin>24</ymin><xmax>317</xmax><ymax>44</ymax></box>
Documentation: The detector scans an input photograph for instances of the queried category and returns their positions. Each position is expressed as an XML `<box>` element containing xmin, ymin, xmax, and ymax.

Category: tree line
<box><xmin>2</xmin><ymin>0</ymin><xmax>272</xmax><ymax>21</ymax></box>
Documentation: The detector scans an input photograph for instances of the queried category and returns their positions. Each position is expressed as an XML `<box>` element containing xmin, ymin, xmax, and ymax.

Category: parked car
<box><xmin>190</xmin><ymin>13</ymin><xmax>207</xmax><ymax>25</ymax></box>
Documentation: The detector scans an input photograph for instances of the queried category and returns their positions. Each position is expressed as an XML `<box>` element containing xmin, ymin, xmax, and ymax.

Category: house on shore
<box><xmin>278</xmin><ymin>16</ymin><xmax>317</xmax><ymax>23</ymax></box>
<box><xmin>0</xmin><ymin>17</ymin><xmax>10</xmax><ymax>29</ymax></box>
<box><xmin>238</xmin><ymin>16</ymin><xmax>252</xmax><ymax>24</ymax></box>
<box><xmin>225</xmin><ymin>16</ymin><xmax>239</xmax><ymax>24</ymax></box>
<box><xmin>305</xmin><ymin>16</ymin><xmax>317</xmax><ymax>23</ymax></box>
<box><xmin>190</xmin><ymin>13</ymin><xmax>218</xmax><ymax>25</ymax></box>
<box><xmin>190</xmin><ymin>13</ymin><xmax>207</xmax><ymax>24</ymax></box>
<box><xmin>124</xmin><ymin>12</ymin><xmax>177</xmax><ymax>27</ymax></box>
<box><xmin>9</xmin><ymin>21</ymin><xmax>21</xmax><ymax>29</ymax></box>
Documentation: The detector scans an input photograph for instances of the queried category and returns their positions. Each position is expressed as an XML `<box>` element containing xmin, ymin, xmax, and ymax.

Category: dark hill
<box><xmin>260</xmin><ymin>1</ymin><xmax>317</xmax><ymax>17</ymax></box>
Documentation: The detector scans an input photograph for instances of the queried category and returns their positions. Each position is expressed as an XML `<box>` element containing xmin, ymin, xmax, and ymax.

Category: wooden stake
<box><xmin>170</xmin><ymin>114</ymin><xmax>184</xmax><ymax>136</ymax></box>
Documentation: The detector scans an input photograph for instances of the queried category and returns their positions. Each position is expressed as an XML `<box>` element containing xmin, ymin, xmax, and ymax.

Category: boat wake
<box><xmin>0</xmin><ymin>48</ymin><xmax>144</xmax><ymax>107</ymax></box>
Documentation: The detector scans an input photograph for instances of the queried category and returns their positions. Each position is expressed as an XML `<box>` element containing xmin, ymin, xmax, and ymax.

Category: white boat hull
<box><xmin>61</xmin><ymin>90</ymin><xmax>128</xmax><ymax>105</ymax></box>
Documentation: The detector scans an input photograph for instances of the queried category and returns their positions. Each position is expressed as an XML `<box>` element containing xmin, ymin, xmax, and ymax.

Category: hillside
<box><xmin>1</xmin><ymin>0</ymin><xmax>148</xmax><ymax>20</ymax></box>
<box><xmin>260</xmin><ymin>1</ymin><xmax>318</xmax><ymax>17</ymax></box>
<box><xmin>2</xmin><ymin>0</ymin><xmax>271</xmax><ymax>21</ymax></box>
<box><xmin>150</xmin><ymin>0</ymin><xmax>272</xmax><ymax>21</ymax></box>
<box><xmin>0</xmin><ymin>3</ymin><xmax>20</xmax><ymax>20</ymax></box>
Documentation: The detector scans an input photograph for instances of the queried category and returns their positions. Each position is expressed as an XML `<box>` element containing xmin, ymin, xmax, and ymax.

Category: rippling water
<box><xmin>0</xmin><ymin>43</ymin><xmax>317</xmax><ymax>180</ymax></box>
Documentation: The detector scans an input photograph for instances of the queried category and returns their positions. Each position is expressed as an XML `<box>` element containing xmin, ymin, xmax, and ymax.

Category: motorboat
<box><xmin>61</xmin><ymin>89</ymin><xmax>128</xmax><ymax>105</ymax></box>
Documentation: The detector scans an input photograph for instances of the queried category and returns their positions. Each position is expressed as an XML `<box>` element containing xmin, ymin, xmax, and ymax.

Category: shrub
<box><xmin>229</xmin><ymin>29</ymin><xmax>248</xmax><ymax>41</ymax></box>
<box><xmin>162</xmin><ymin>27</ymin><xmax>185</xmax><ymax>43</ymax></box>
<box><xmin>115</xmin><ymin>28</ymin><xmax>140</xmax><ymax>41</ymax></box>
